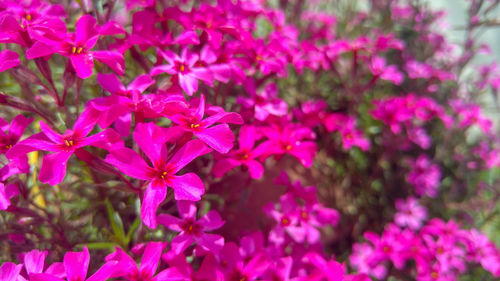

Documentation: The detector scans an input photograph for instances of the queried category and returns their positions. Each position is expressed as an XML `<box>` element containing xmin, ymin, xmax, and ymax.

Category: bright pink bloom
<box><xmin>165</xmin><ymin>94</ymin><xmax>243</xmax><ymax>153</ymax></box>
<box><xmin>0</xmin><ymin>115</ymin><xmax>32</xmax><ymax>180</ymax></box>
<box><xmin>301</xmin><ymin>252</ymin><xmax>344</xmax><ymax>281</ymax></box>
<box><xmin>238</xmin><ymin>82</ymin><xmax>288</xmax><ymax>121</ymax></box>
<box><xmin>105</xmin><ymin>123</ymin><xmax>212</xmax><ymax>228</ymax></box>
<box><xmin>105</xmin><ymin>242</ymin><xmax>178</xmax><ymax>281</ymax></box>
<box><xmin>30</xmin><ymin>246</ymin><xmax>117</xmax><ymax>281</ymax></box>
<box><xmin>369</xmin><ymin>56</ymin><xmax>404</xmax><ymax>85</ymax></box>
<box><xmin>258</xmin><ymin>123</ymin><xmax>317</xmax><ymax>167</ymax></box>
<box><xmin>26</xmin><ymin>15</ymin><xmax>125</xmax><ymax>79</ymax></box>
<box><xmin>324</xmin><ymin>113</ymin><xmax>370</xmax><ymax>151</ymax></box>
<box><xmin>0</xmin><ymin>50</ymin><xmax>21</xmax><ymax>72</ymax></box>
<box><xmin>212</xmin><ymin>125</ymin><xmax>265</xmax><ymax>179</ymax></box>
<box><xmin>394</xmin><ymin>197</ymin><xmax>427</xmax><ymax>230</ymax></box>
<box><xmin>159</xmin><ymin>253</ymin><xmax>221</xmax><ymax>281</ymax></box>
<box><xmin>158</xmin><ymin>201</ymin><xmax>225</xmax><ymax>254</ymax></box>
<box><xmin>0</xmin><ymin>183</ymin><xmax>19</xmax><ymax>210</ymax></box>
<box><xmin>0</xmin><ymin>262</ymin><xmax>23</xmax><ymax>281</ymax></box>
<box><xmin>406</xmin><ymin>155</ymin><xmax>441</xmax><ymax>197</ymax></box>
<box><xmin>151</xmin><ymin>48</ymin><xmax>213</xmax><ymax>96</ymax></box>
<box><xmin>7</xmin><ymin>109</ymin><xmax>122</xmax><ymax>185</ymax></box>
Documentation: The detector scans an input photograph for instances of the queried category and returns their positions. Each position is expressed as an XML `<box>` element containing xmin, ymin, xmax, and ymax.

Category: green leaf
<box><xmin>105</xmin><ymin>198</ymin><xmax>126</xmax><ymax>245</ymax></box>
<box><xmin>76</xmin><ymin>242</ymin><xmax>118</xmax><ymax>251</ymax></box>
<box><xmin>125</xmin><ymin>216</ymin><xmax>141</xmax><ymax>245</ymax></box>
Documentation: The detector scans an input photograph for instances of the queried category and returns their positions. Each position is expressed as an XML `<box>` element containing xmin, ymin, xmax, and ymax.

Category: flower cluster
<box><xmin>1</xmin><ymin>0</ymin><xmax>500</xmax><ymax>280</ymax></box>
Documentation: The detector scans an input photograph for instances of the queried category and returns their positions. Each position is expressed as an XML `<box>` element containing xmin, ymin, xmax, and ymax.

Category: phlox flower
<box><xmin>158</xmin><ymin>201</ymin><xmax>225</xmax><ymax>254</ymax></box>
<box><xmin>258</xmin><ymin>123</ymin><xmax>317</xmax><ymax>168</ymax></box>
<box><xmin>151</xmin><ymin>48</ymin><xmax>213</xmax><ymax>96</ymax></box>
<box><xmin>30</xmin><ymin>246</ymin><xmax>117</xmax><ymax>281</ymax></box>
<box><xmin>105</xmin><ymin>242</ymin><xmax>178</xmax><ymax>281</ymax></box>
<box><xmin>105</xmin><ymin>122</ymin><xmax>212</xmax><ymax>228</ymax></box>
<box><xmin>237</xmin><ymin>82</ymin><xmax>288</xmax><ymax>121</ymax></box>
<box><xmin>0</xmin><ymin>183</ymin><xmax>20</xmax><ymax>210</ymax></box>
<box><xmin>0</xmin><ymin>262</ymin><xmax>23</xmax><ymax>281</ymax></box>
<box><xmin>212</xmin><ymin>125</ymin><xmax>265</xmax><ymax>179</ymax></box>
<box><xmin>0</xmin><ymin>50</ymin><xmax>21</xmax><ymax>72</ymax></box>
<box><xmin>406</xmin><ymin>155</ymin><xmax>441</xmax><ymax>197</ymax></box>
<box><xmin>26</xmin><ymin>15</ymin><xmax>125</xmax><ymax>79</ymax></box>
<box><xmin>163</xmin><ymin>94</ymin><xmax>243</xmax><ymax>153</ymax></box>
<box><xmin>394</xmin><ymin>196</ymin><xmax>427</xmax><ymax>230</ymax></box>
<box><xmin>7</xmin><ymin>109</ymin><xmax>123</xmax><ymax>185</ymax></box>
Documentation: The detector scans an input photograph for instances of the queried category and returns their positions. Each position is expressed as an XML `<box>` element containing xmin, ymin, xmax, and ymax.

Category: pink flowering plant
<box><xmin>2</xmin><ymin>0</ymin><xmax>500</xmax><ymax>280</ymax></box>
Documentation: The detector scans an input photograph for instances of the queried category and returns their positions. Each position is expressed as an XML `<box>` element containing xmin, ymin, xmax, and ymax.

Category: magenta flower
<box><xmin>151</xmin><ymin>48</ymin><xmax>214</xmax><ymax>96</ymax></box>
<box><xmin>301</xmin><ymin>252</ymin><xmax>344</xmax><ymax>281</ymax></box>
<box><xmin>369</xmin><ymin>56</ymin><xmax>404</xmax><ymax>85</ymax></box>
<box><xmin>105</xmin><ymin>122</ymin><xmax>212</xmax><ymax>229</ymax></box>
<box><xmin>23</xmin><ymin>249</ymin><xmax>65</xmax><ymax>278</ymax></box>
<box><xmin>30</xmin><ymin>246</ymin><xmax>117</xmax><ymax>281</ymax></box>
<box><xmin>394</xmin><ymin>197</ymin><xmax>428</xmax><ymax>230</ymax></box>
<box><xmin>0</xmin><ymin>50</ymin><xmax>21</xmax><ymax>72</ymax></box>
<box><xmin>27</xmin><ymin>15</ymin><xmax>125</xmax><ymax>79</ymax></box>
<box><xmin>324</xmin><ymin>113</ymin><xmax>370</xmax><ymax>151</ymax></box>
<box><xmin>0</xmin><ymin>183</ymin><xmax>20</xmax><ymax>211</ymax></box>
<box><xmin>191</xmin><ymin>4</ymin><xmax>238</xmax><ymax>49</ymax></box>
<box><xmin>7</xmin><ymin>109</ymin><xmax>123</xmax><ymax>185</ymax></box>
<box><xmin>406</xmin><ymin>155</ymin><xmax>441</xmax><ymax>197</ymax></box>
<box><xmin>258</xmin><ymin>123</ymin><xmax>317</xmax><ymax>168</ymax></box>
<box><xmin>0</xmin><ymin>115</ymin><xmax>33</xmax><ymax>155</ymax></box>
<box><xmin>221</xmin><ymin>251</ymin><xmax>270</xmax><ymax>281</ymax></box>
<box><xmin>0</xmin><ymin>262</ymin><xmax>23</xmax><ymax>281</ymax></box>
<box><xmin>158</xmin><ymin>201</ymin><xmax>225</xmax><ymax>254</ymax></box>
<box><xmin>105</xmin><ymin>242</ymin><xmax>177</xmax><ymax>281</ymax></box>
<box><xmin>237</xmin><ymin>82</ymin><xmax>288</xmax><ymax>121</ymax></box>
<box><xmin>91</xmin><ymin>73</ymin><xmax>155</xmax><ymax>135</ymax></box>
<box><xmin>159</xmin><ymin>253</ymin><xmax>220</xmax><ymax>281</ymax></box>
<box><xmin>165</xmin><ymin>94</ymin><xmax>243</xmax><ymax>153</ymax></box>
<box><xmin>212</xmin><ymin>125</ymin><xmax>265</xmax><ymax>179</ymax></box>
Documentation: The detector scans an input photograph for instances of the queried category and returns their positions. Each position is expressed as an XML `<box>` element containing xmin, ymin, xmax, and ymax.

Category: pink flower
<box><xmin>394</xmin><ymin>197</ymin><xmax>427</xmax><ymax>230</ymax></box>
<box><xmin>212</xmin><ymin>125</ymin><xmax>265</xmax><ymax>179</ymax></box>
<box><xmin>105</xmin><ymin>122</ymin><xmax>212</xmax><ymax>228</ymax></box>
<box><xmin>406</xmin><ymin>155</ymin><xmax>441</xmax><ymax>197</ymax></box>
<box><xmin>105</xmin><ymin>242</ymin><xmax>176</xmax><ymax>281</ymax></box>
<box><xmin>0</xmin><ymin>50</ymin><xmax>21</xmax><ymax>72</ymax></box>
<box><xmin>7</xmin><ymin>109</ymin><xmax>122</xmax><ymax>185</ymax></box>
<box><xmin>27</xmin><ymin>15</ymin><xmax>125</xmax><ymax>79</ymax></box>
<box><xmin>158</xmin><ymin>201</ymin><xmax>225</xmax><ymax>254</ymax></box>
<box><xmin>0</xmin><ymin>183</ymin><xmax>20</xmax><ymax>211</ymax></box>
<box><xmin>369</xmin><ymin>56</ymin><xmax>404</xmax><ymax>85</ymax></box>
<box><xmin>165</xmin><ymin>94</ymin><xmax>243</xmax><ymax>153</ymax></box>
<box><xmin>258</xmin><ymin>123</ymin><xmax>317</xmax><ymax>168</ymax></box>
<box><xmin>237</xmin><ymin>82</ymin><xmax>288</xmax><ymax>121</ymax></box>
<box><xmin>151</xmin><ymin>48</ymin><xmax>214</xmax><ymax>96</ymax></box>
<box><xmin>301</xmin><ymin>252</ymin><xmax>344</xmax><ymax>281</ymax></box>
<box><xmin>0</xmin><ymin>262</ymin><xmax>23</xmax><ymax>281</ymax></box>
<box><xmin>30</xmin><ymin>246</ymin><xmax>117</xmax><ymax>281</ymax></box>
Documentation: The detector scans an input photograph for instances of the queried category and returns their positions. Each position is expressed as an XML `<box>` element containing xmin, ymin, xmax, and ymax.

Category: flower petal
<box><xmin>141</xmin><ymin>183</ymin><xmax>167</xmax><ymax>229</ymax></box>
<box><xmin>71</xmin><ymin>54</ymin><xmax>94</xmax><ymax>79</ymax></box>
<box><xmin>39</xmin><ymin>151</ymin><xmax>73</xmax><ymax>185</ymax></box>
<box><xmin>196</xmin><ymin>233</ymin><xmax>224</xmax><ymax>254</ymax></box>
<box><xmin>195</xmin><ymin>124</ymin><xmax>235</xmax><ymax>153</ymax></box>
<box><xmin>139</xmin><ymin>242</ymin><xmax>165</xmax><ymax>276</ymax></box>
<box><xmin>93</xmin><ymin>51</ymin><xmax>125</xmax><ymax>76</ymax></box>
<box><xmin>0</xmin><ymin>50</ymin><xmax>20</xmax><ymax>72</ymax></box>
<box><xmin>157</xmin><ymin>213</ymin><xmax>182</xmax><ymax>232</ymax></box>
<box><xmin>105</xmin><ymin>148</ymin><xmax>152</xmax><ymax>180</ymax></box>
<box><xmin>97</xmin><ymin>73</ymin><xmax>125</xmax><ymax>94</ymax></box>
<box><xmin>169</xmin><ymin>139</ymin><xmax>211</xmax><ymax>173</ymax></box>
<box><xmin>64</xmin><ymin>246</ymin><xmax>89</xmax><ymax>281</ymax></box>
<box><xmin>199</xmin><ymin>210</ymin><xmax>225</xmax><ymax>231</ymax></box>
<box><xmin>170</xmin><ymin>173</ymin><xmax>204</xmax><ymax>201</ymax></box>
